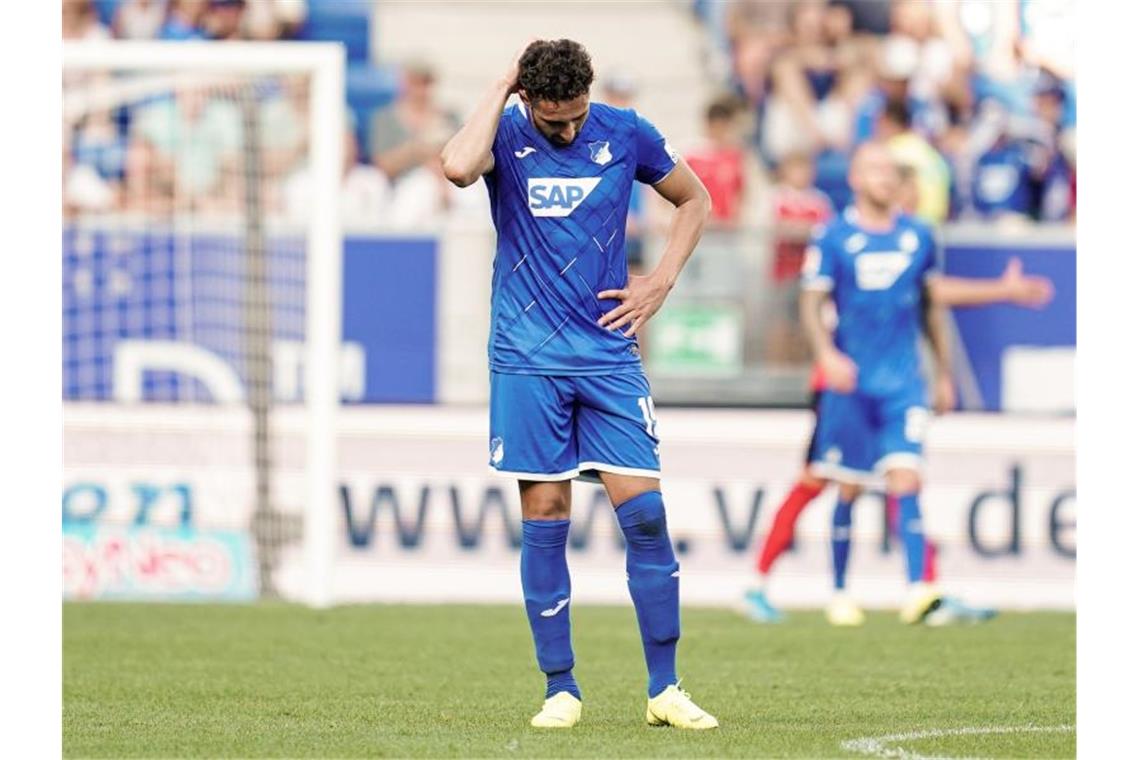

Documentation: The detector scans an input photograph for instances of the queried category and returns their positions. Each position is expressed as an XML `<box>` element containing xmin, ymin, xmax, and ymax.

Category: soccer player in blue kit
<box><xmin>441</xmin><ymin>40</ymin><xmax>717</xmax><ymax>729</ymax></box>
<box><xmin>799</xmin><ymin>140</ymin><xmax>1053</xmax><ymax>625</ymax></box>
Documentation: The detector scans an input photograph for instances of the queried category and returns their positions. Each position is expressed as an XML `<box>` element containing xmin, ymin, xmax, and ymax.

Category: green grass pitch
<box><xmin>64</xmin><ymin>603</ymin><xmax>1074</xmax><ymax>758</ymax></box>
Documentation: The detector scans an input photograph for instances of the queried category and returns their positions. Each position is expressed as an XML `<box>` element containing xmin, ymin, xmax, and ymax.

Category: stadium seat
<box><xmin>346</xmin><ymin>63</ymin><xmax>399</xmax><ymax>163</ymax></box>
<box><xmin>299</xmin><ymin>0</ymin><xmax>373</xmax><ymax>63</ymax></box>
<box><xmin>815</xmin><ymin>149</ymin><xmax>852</xmax><ymax>213</ymax></box>
<box><xmin>93</xmin><ymin>0</ymin><xmax>119</xmax><ymax>28</ymax></box>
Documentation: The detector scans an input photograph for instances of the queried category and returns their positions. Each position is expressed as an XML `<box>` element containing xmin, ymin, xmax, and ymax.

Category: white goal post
<box><xmin>63</xmin><ymin>41</ymin><xmax>345</xmax><ymax>608</ymax></box>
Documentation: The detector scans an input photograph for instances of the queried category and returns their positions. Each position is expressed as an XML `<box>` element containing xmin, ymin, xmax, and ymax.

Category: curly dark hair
<box><xmin>518</xmin><ymin>39</ymin><xmax>594</xmax><ymax>103</ymax></box>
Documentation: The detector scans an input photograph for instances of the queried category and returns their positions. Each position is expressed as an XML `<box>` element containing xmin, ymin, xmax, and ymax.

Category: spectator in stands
<box><xmin>766</xmin><ymin>151</ymin><xmax>832</xmax><ymax>362</ymax></box>
<box><xmin>244</xmin><ymin>0</ymin><xmax>305</xmax><ymax>41</ymax></box>
<box><xmin>126</xmin><ymin>88</ymin><xmax>243</xmax><ymax>212</ymax></box>
<box><xmin>282</xmin><ymin>115</ymin><xmax>392</xmax><ymax>227</ymax></box>
<box><xmin>888</xmin><ymin>0</ymin><xmax>957</xmax><ymax>106</ymax></box>
<box><xmin>685</xmin><ymin>95</ymin><xmax>749</xmax><ymax>228</ymax></box>
<box><xmin>876</xmin><ymin>99</ymin><xmax>949</xmax><ymax>224</ymax></box>
<box><xmin>62</xmin><ymin>0</ymin><xmax>111</xmax><ymax>40</ymax></box>
<box><xmin>159</xmin><ymin>0</ymin><xmax>209</xmax><ymax>41</ymax></box>
<box><xmin>259</xmin><ymin>75</ymin><xmax>309</xmax><ymax>181</ymax></box>
<box><xmin>112</xmin><ymin>0</ymin><xmax>167</xmax><ymax>39</ymax></box>
<box><xmin>71</xmin><ymin>108</ymin><xmax>128</xmax><ymax>203</ymax></box>
<box><xmin>369</xmin><ymin>59</ymin><xmax>461</xmax><ymax>227</ymax></box>
<box><xmin>1026</xmin><ymin>73</ymin><xmax>1075</xmax><ymax>222</ymax></box>
<box><xmin>64</xmin><ymin>126</ymin><xmax>117</xmax><ymax>215</ymax></box>
<box><xmin>204</xmin><ymin>0</ymin><xmax>245</xmax><ymax>41</ymax></box>
<box><xmin>725</xmin><ymin>0</ymin><xmax>795</xmax><ymax>111</ymax></box>
<box><xmin>761</xmin><ymin>1</ymin><xmax>861</xmax><ymax>162</ymax></box>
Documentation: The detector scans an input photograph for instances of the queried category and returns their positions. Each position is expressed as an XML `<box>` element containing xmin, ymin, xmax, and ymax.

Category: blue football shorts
<box><xmin>809</xmin><ymin>385</ymin><xmax>931</xmax><ymax>483</ymax></box>
<box><xmin>488</xmin><ymin>370</ymin><xmax>661</xmax><ymax>483</ymax></box>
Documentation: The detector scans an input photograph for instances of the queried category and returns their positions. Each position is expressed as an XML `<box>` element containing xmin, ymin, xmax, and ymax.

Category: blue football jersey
<box><xmin>801</xmin><ymin>208</ymin><xmax>940</xmax><ymax>396</ymax></box>
<box><xmin>483</xmin><ymin>100</ymin><xmax>678</xmax><ymax>374</ymax></box>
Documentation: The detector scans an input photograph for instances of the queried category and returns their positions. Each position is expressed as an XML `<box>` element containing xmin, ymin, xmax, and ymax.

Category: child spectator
<box><xmin>685</xmin><ymin>95</ymin><xmax>749</xmax><ymax>227</ymax></box>
<box><xmin>766</xmin><ymin>151</ymin><xmax>832</xmax><ymax>362</ymax></box>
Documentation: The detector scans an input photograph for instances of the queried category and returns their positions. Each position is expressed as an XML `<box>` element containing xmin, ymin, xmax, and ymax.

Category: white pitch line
<box><xmin>839</xmin><ymin>724</ymin><xmax>1074</xmax><ymax>759</ymax></box>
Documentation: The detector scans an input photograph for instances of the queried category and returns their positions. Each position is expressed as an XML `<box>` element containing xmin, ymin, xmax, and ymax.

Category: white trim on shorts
<box><xmin>874</xmin><ymin>452</ymin><xmax>924</xmax><ymax>474</ymax></box>
<box><xmin>487</xmin><ymin>466</ymin><xmax>581</xmax><ymax>482</ymax></box>
<box><xmin>577</xmin><ymin>461</ymin><xmax>662</xmax><ymax>479</ymax></box>
<box><xmin>487</xmin><ymin>462</ymin><xmax>662</xmax><ymax>483</ymax></box>
<box><xmin>807</xmin><ymin>460</ymin><xmax>879</xmax><ymax>486</ymax></box>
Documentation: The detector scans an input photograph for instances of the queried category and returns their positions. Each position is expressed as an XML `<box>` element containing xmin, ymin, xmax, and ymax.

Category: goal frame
<box><xmin>62</xmin><ymin>41</ymin><xmax>345</xmax><ymax>608</ymax></box>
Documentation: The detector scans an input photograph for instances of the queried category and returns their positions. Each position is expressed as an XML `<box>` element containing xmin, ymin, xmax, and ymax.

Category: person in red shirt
<box><xmin>767</xmin><ymin>152</ymin><xmax>834</xmax><ymax>362</ymax></box>
<box><xmin>684</xmin><ymin>95</ymin><xmax>748</xmax><ymax>227</ymax></box>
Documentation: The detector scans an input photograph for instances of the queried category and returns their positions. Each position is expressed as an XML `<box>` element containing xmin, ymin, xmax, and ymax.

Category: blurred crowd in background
<box><xmin>694</xmin><ymin>0</ymin><xmax>1075</xmax><ymax>229</ymax></box>
<box><xmin>63</xmin><ymin>0</ymin><xmax>489</xmax><ymax>227</ymax></box>
<box><xmin>63</xmin><ymin>0</ymin><xmax>1075</xmax><ymax>232</ymax></box>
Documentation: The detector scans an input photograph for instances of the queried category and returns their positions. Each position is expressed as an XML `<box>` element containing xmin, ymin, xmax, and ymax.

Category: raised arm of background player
<box><xmin>440</xmin><ymin>41</ymin><xmax>534</xmax><ymax>187</ymax></box>
<box><xmin>922</xmin><ymin>256</ymin><xmax>1055</xmax><ymax>413</ymax></box>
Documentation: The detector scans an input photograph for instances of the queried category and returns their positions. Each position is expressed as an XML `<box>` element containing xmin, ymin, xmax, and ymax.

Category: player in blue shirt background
<box><xmin>799</xmin><ymin>140</ymin><xmax>1053</xmax><ymax>626</ymax></box>
<box><xmin>441</xmin><ymin>39</ymin><xmax>717</xmax><ymax>730</ymax></box>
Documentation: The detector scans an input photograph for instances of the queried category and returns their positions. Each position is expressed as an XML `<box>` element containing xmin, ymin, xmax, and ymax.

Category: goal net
<box><xmin>62</xmin><ymin>42</ymin><xmax>344</xmax><ymax>606</ymax></box>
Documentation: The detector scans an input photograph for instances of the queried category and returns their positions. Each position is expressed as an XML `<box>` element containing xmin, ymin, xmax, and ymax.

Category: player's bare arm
<box><xmin>440</xmin><ymin>41</ymin><xmax>533</xmax><ymax>187</ymax></box>
<box><xmin>800</xmin><ymin>288</ymin><xmax>857</xmax><ymax>393</ymax></box>
<box><xmin>596</xmin><ymin>160</ymin><xmax>711</xmax><ymax>337</ymax></box>
<box><xmin>920</xmin><ymin>285</ymin><xmax>957</xmax><ymax>415</ymax></box>
<box><xmin>927</xmin><ymin>257</ymin><xmax>1054</xmax><ymax>308</ymax></box>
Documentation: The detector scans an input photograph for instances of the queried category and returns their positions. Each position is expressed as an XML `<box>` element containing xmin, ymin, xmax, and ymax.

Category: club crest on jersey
<box><xmin>899</xmin><ymin>229</ymin><xmax>919</xmax><ymax>253</ymax></box>
<box><xmin>527</xmin><ymin>177</ymin><xmax>602</xmax><ymax>217</ymax></box>
<box><xmin>844</xmin><ymin>233</ymin><xmax>868</xmax><ymax>253</ymax></box>
<box><xmin>588</xmin><ymin>140</ymin><xmax>612</xmax><ymax>165</ymax></box>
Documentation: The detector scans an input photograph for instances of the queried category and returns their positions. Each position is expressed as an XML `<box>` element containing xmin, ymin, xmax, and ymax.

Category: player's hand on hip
<box><xmin>933</xmin><ymin>371</ymin><xmax>957</xmax><ymax>415</ymax></box>
<box><xmin>1002</xmin><ymin>257</ymin><xmax>1055</xmax><ymax>307</ymax></box>
<box><xmin>597</xmin><ymin>275</ymin><xmax>671</xmax><ymax>337</ymax></box>
<box><xmin>820</xmin><ymin>348</ymin><xmax>858</xmax><ymax>394</ymax></box>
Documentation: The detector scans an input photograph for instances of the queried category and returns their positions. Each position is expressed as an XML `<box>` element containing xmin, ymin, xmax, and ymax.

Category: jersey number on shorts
<box><xmin>637</xmin><ymin>396</ymin><xmax>658</xmax><ymax>437</ymax></box>
<box><xmin>904</xmin><ymin>406</ymin><xmax>930</xmax><ymax>443</ymax></box>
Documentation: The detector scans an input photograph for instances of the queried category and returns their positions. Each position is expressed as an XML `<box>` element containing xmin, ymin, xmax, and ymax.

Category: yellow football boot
<box><xmin>900</xmin><ymin>582</ymin><xmax>943</xmax><ymax>624</ymax></box>
<box><xmin>826</xmin><ymin>593</ymin><xmax>866</xmax><ymax>627</ymax></box>
<box><xmin>530</xmin><ymin>691</ymin><xmax>582</xmax><ymax>728</ymax></box>
<box><xmin>646</xmin><ymin>684</ymin><xmax>719</xmax><ymax>729</ymax></box>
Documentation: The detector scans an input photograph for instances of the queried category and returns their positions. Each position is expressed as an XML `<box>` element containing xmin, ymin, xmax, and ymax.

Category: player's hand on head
<box><xmin>820</xmin><ymin>348</ymin><xmax>858</xmax><ymax>394</ymax></box>
<box><xmin>505</xmin><ymin>38</ymin><xmax>539</xmax><ymax>93</ymax></box>
<box><xmin>933</xmin><ymin>371</ymin><xmax>957</xmax><ymax>415</ymax></box>
<box><xmin>1001</xmin><ymin>257</ymin><xmax>1055</xmax><ymax>308</ymax></box>
<box><xmin>596</xmin><ymin>275</ymin><xmax>671</xmax><ymax>337</ymax></box>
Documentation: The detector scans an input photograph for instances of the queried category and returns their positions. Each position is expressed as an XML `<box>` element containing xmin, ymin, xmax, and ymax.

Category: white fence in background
<box><xmin>63</xmin><ymin>404</ymin><xmax>1074</xmax><ymax>610</ymax></box>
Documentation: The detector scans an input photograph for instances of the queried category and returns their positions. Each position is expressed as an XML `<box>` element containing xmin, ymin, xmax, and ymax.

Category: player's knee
<box><xmin>800</xmin><ymin>469</ymin><xmax>827</xmax><ymax>490</ymax></box>
<box><xmin>838</xmin><ymin>483</ymin><xmax>862</xmax><ymax>503</ymax></box>
<box><xmin>521</xmin><ymin>491</ymin><xmax>571</xmax><ymax>520</ymax></box>
<box><xmin>885</xmin><ymin>468</ymin><xmax>922</xmax><ymax>495</ymax></box>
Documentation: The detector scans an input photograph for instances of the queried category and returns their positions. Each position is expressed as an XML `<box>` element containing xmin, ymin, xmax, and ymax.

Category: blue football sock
<box><xmin>520</xmin><ymin>519</ymin><xmax>580</xmax><ymax>700</ymax></box>
<box><xmin>831</xmin><ymin>497</ymin><xmax>854</xmax><ymax>591</ymax></box>
<box><xmin>896</xmin><ymin>493</ymin><xmax>926</xmax><ymax>584</ymax></box>
<box><xmin>615</xmin><ymin>491</ymin><xmax>680</xmax><ymax>698</ymax></box>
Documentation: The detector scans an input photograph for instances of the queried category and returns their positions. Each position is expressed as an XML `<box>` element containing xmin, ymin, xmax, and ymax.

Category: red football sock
<box><xmin>888</xmin><ymin>494</ymin><xmax>939</xmax><ymax>582</ymax></box>
<box><xmin>757</xmin><ymin>481</ymin><xmax>825</xmax><ymax>575</ymax></box>
<box><xmin>922</xmin><ymin>541</ymin><xmax>939</xmax><ymax>583</ymax></box>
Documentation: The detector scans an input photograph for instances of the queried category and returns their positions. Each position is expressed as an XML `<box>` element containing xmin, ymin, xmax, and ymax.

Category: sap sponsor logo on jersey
<box><xmin>527</xmin><ymin>177</ymin><xmax>602</xmax><ymax>217</ymax></box>
<box><xmin>854</xmin><ymin>251</ymin><xmax>911</xmax><ymax>290</ymax></box>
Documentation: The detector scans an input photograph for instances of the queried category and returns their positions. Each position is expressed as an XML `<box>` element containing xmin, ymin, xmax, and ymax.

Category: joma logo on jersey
<box><xmin>527</xmin><ymin>177</ymin><xmax>602</xmax><ymax>217</ymax></box>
